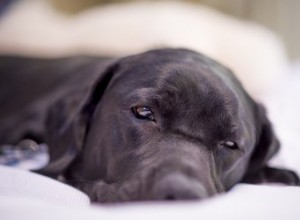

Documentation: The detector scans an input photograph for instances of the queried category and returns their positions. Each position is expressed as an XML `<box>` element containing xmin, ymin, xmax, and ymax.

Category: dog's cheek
<box><xmin>102</xmin><ymin>116</ymin><xmax>145</xmax><ymax>179</ymax></box>
<box><xmin>213</xmin><ymin>149</ymin><xmax>247</xmax><ymax>187</ymax></box>
<box><xmin>214</xmin><ymin>149</ymin><xmax>239</xmax><ymax>171</ymax></box>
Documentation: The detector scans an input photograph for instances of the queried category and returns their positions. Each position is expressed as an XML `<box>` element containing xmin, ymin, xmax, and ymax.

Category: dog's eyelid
<box><xmin>131</xmin><ymin>105</ymin><xmax>156</xmax><ymax>122</ymax></box>
<box><xmin>219</xmin><ymin>141</ymin><xmax>239</xmax><ymax>150</ymax></box>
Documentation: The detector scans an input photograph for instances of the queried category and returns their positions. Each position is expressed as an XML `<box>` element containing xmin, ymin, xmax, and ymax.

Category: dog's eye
<box><xmin>132</xmin><ymin>106</ymin><xmax>155</xmax><ymax>121</ymax></box>
<box><xmin>219</xmin><ymin>141</ymin><xmax>239</xmax><ymax>150</ymax></box>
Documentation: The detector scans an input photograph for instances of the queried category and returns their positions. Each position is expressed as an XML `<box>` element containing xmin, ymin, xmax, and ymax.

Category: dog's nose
<box><xmin>152</xmin><ymin>173</ymin><xmax>208</xmax><ymax>201</ymax></box>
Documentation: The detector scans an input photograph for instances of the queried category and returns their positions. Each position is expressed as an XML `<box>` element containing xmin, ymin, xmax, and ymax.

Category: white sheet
<box><xmin>263</xmin><ymin>62</ymin><xmax>300</xmax><ymax>176</ymax></box>
<box><xmin>0</xmin><ymin>165</ymin><xmax>89</xmax><ymax>207</ymax></box>
<box><xmin>1</xmin><ymin>184</ymin><xmax>300</xmax><ymax>220</ymax></box>
<box><xmin>1</xmin><ymin>165</ymin><xmax>300</xmax><ymax>220</ymax></box>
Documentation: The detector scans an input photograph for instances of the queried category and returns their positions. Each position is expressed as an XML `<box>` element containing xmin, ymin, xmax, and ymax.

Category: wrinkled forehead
<box><xmin>115</xmin><ymin>49</ymin><xmax>230</xmax><ymax>86</ymax></box>
<box><xmin>113</xmin><ymin>49</ymin><xmax>244</xmax><ymax>105</ymax></box>
<box><xmin>154</xmin><ymin>63</ymin><xmax>238</xmax><ymax>106</ymax></box>
<box><xmin>155</xmin><ymin>65</ymin><xmax>241</xmax><ymax>139</ymax></box>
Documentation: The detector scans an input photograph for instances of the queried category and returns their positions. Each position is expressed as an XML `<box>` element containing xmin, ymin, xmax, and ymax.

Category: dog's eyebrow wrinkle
<box><xmin>123</xmin><ymin>88</ymin><xmax>157</xmax><ymax>104</ymax></box>
<box><xmin>171</xmin><ymin>129</ymin><xmax>204</xmax><ymax>144</ymax></box>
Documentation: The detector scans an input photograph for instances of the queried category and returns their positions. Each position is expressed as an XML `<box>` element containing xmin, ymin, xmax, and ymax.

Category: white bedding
<box><xmin>1</xmin><ymin>165</ymin><xmax>300</xmax><ymax>220</ymax></box>
<box><xmin>263</xmin><ymin>62</ymin><xmax>300</xmax><ymax>176</ymax></box>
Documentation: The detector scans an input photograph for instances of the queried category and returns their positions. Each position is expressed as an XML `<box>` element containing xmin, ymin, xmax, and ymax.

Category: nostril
<box><xmin>165</xmin><ymin>194</ymin><xmax>176</xmax><ymax>201</ymax></box>
<box><xmin>152</xmin><ymin>173</ymin><xmax>208</xmax><ymax>201</ymax></box>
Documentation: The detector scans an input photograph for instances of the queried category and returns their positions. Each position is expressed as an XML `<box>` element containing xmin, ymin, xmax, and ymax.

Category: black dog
<box><xmin>0</xmin><ymin>48</ymin><xmax>298</xmax><ymax>202</ymax></box>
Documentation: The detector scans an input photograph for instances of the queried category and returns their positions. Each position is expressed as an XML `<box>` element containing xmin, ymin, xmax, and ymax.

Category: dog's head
<box><xmin>41</xmin><ymin>48</ymin><xmax>281</xmax><ymax>202</ymax></box>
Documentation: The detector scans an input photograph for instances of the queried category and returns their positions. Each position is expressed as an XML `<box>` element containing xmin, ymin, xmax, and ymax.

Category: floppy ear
<box><xmin>38</xmin><ymin>60</ymin><xmax>119</xmax><ymax>178</ymax></box>
<box><xmin>242</xmin><ymin>104</ymin><xmax>299</xmax><ymax>185</ymax></box>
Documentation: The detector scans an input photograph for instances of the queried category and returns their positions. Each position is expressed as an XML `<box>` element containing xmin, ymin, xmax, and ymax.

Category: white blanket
<box><xmin>1</xmin><ymin>165</ymin><xmax>300</xmax><ymax>220</ymax></box>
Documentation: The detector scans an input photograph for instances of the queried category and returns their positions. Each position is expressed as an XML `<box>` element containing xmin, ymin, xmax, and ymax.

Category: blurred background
<box><xmin>0</xmin><ymin>0</ymin><xmax>299</xmax><ymax>172</ymax></box>
<box><xmin>0</xmin><ymin>0</ymin><xmax>299</xmax><ymax>96</ymax></box>
<box><xmin>1</xmin><ymin>0</ymin><xmax>299</xmax><ymax>58</ymax></box>
<box><xmin>49</xmin><ymin>0</ymin><xmax>300</xmax><ymax>60</ymax></box>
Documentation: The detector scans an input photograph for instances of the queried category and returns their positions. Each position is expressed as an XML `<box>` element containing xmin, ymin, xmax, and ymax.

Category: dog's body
<box><xmin>0</xmin><ymin>48</ymin><xmax>298</xmax><ymax>202</ymax></box>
